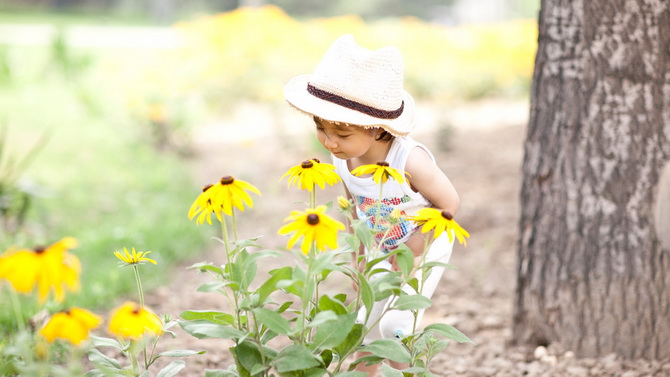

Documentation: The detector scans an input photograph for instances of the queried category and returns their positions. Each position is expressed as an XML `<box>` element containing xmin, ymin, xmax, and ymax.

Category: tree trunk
<box><xmin>513</xmin><ymin>0</ymin><xmax>670</xmax><ymax>359</ymax></box>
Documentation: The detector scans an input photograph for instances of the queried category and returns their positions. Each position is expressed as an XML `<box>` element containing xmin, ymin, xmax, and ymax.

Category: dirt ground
<box><xmin>144</xmin><ymin>100</ymin><xmax>670</xmax><ymax>376</ymax></box>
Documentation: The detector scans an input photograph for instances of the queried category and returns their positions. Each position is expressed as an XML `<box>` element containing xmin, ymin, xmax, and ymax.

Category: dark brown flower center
<box><xmin>441</xmin><ymin>211</ymin><xmax>453</xmax><ymax>220</ymax></box>
<box><xmin>311</xmin><ymin>157</ymin><xmax>321</xmax><ymax>163</ymax></box>
<box><xmin>132</xmin><ymin>308</ymin><xmax>141</xmax><ymax>315</ymax></box>
<box><xmin>202</xmin><ymin>184</ymin><xmax>214</xmax><ymax>192</ymax></box>
<box><xmin>34</xmin><ymin>246</ymin><xmax>46</xmax><ymax>254</ymax></box>
<box><xmin>376</xmin><ymin>161</ymin><xmax>389</xmax><ymax>167</ymax></box>
<box><xmin>220</xmin><ymin>176</ymin><xmax>235</xmax><ymax>185</ymax></box>
<box><xmin>307</xmin><ymin>214</ymin><xmax>320</xmax><ymax>225</ymax></box>
<box><xmin>301</xmin><ymin>160</ymin><xmax>314</xmax><ymax>169</ymax></box>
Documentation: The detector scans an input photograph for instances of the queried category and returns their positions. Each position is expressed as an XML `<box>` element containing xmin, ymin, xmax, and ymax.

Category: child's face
<box><xmin>314</xmin><ymin>117</ymin><xmax>377</xmax><ymax>160</ymax></box>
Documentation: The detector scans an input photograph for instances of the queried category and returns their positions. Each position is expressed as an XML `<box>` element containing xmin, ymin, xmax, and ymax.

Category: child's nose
<box><xmin>324</xmin><ymin>136</ymin><xmax>337</xmax><ymax>149</ymax></box>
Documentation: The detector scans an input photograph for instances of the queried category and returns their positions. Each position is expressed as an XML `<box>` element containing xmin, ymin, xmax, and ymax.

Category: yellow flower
<box><xmin>108</xmin><ymin>302</ymin><xmax>163</xmax><ymax>339</ymax></box>
<box><xmin>39</xmin><ymin>307</ymin><xmax>102</xmax><ymax>345</ymax></box>
<box><xmin>409</xmin><ymin>208</ymin><xmax>470</xmax><ymax>246</ymax></box>
<box><xmin>350</xmin><ymin>161</ymin><xmax>407</xmax><ymax>184</ymax></box>
<box><xmin>337</xmin><ymin>196</ymin><xmax>352</xmax><ymax>211</ymax></box>
<box><xmin>0</xmin><ymin>237</ymin><xmax>80</xmax><ymax>303</ymax></box>
<box><xmin>188</xmin><ymin>176</ymin><xmax>261</xmax><ymax>224</ymax></box>
<box><xmin>280</xmin><ymin>158</ymin><xmax>341</xmax><ymax>192</ymax></box>
<box><xmin>114</xmin><ymin>247</ymin><xmax>157</xmax><ymax>266</ymax></box>
<box><xmin>389</xmin><ymin>208</ymin><xmax>403</xmax><ymax>224</ymax></box>
<box><xmin>277</xmin><ymin>205</ymin><xmax>345</xmax><ymax>254</ymax></box>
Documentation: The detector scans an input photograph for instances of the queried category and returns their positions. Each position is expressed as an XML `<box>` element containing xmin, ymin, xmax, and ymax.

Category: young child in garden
<box><xmin>284</xmin><ymin>34</ymin><xmax>461</xmax><ymax>375</ymax></box>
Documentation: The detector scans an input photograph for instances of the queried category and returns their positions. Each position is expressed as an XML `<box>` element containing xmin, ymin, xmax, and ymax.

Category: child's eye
<box><xmin>337</xmin><ymin>134</ymin><xmax>351</xmax><ymax>138</ymax></box>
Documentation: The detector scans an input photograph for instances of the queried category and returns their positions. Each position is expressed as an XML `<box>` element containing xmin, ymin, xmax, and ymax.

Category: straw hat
<box><xmin>284</xmin><ymin>34</ymin><xmax>415</xmax><ymax>136</ymax></box>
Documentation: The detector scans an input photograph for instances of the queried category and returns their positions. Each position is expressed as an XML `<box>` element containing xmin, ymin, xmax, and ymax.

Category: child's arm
<box><xmin>404</xmin><ymin>147</ymin><xmax>460</xmax><ymax>215</ymax></box>
<box><xmin>390</xmin><ymin>147</ymin><xmax>460</xmax><ymax>267</ymax></box>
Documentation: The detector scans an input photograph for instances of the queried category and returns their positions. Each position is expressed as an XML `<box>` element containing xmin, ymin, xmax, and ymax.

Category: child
<box><xmin>284</xmin><ymin>34</ymin><xmax>460</xmax><ymax>375</ymax></box>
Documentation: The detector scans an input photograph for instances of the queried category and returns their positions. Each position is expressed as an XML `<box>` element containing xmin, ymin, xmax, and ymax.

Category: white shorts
<box><xmin>356</xmin><ymin>233</ymin><xmax>454</xmax><ymax>343</ymax></box>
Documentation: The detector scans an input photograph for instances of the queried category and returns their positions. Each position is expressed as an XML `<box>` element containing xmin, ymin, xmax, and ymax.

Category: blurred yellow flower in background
<box><xmin>278</xmin><ymin>205</ymin><xmax>345</xmax><ymax>254</ymax></box>
<box><xmin>188</xmin><ymin>176</ymin><xmax>261</xmax><ymax>224</ymax></box>
<box><xmin>410</xmin><ymin>208</ymin><xmax>470</xmax><ymax>246</ymax></box>
<box><xmin>281</xmin><ymin>158</ymin><xmax>341</xmax><ymax>192</ymax></box>
<box><xmin>114</xmin><ymin>247</ymin><xmax>157</xmax><ymax>266</ymax></box>
<box><xmin>108</xmin><ymin>302</ymin><xmax>163</xmax><ymax>339</ymax></box>
<box><xmin>0</xmin><ymin>237</ymin><xmax>80</xmax><ymax>303</ymax></box>
<box><xmin>351</xmin><ymin>162</ymin><xmax>406</xmax><ymax>184</ymax></box>
<box><xmin>39</xmin><ymin>307</ymin><xmax>102</xmax><ymax>345</ymax></box>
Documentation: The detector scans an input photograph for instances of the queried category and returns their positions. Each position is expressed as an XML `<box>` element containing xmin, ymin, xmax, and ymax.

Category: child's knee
<box><xmin>379</xmin><ymin>310</ymin><xmax>415</xmax><ymax>339</ymax></box>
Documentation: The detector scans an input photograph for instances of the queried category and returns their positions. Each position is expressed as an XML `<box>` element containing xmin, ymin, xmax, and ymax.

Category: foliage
<box><xmin>179</xmin><ymin>161</ymin><xmax>473</xmax><ymax>376</ymax></box>
<box><xmin>0</xmin><ymin>126</ymin><xmax>47</xmax><ymax>241</ymax></box>
<box><xmin>0</xmin><ymin>43</ymin><xmax>207</xmax><ymax>314</ymax></box>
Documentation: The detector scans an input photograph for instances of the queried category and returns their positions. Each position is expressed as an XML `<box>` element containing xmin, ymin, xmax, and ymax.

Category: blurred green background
<box><xmin>0</xmin><ymin>0</ymin><xmax>538</xmax><ymax>322</ymax></box>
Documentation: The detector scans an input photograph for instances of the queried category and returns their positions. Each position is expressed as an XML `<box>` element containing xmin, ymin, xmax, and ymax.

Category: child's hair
<box><xmin>313</xmin><ymin>116</ymin><xmax>395</xmax><ymax>143</ymax></box>
<box><xmin>375</xmin><ymin>130</ymin><xmax>394</xmax><ymax>142</ymax></box>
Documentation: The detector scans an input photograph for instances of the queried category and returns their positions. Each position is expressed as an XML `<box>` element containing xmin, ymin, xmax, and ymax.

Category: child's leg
<box><xmin>377</xmin><ymin>234</ymin><xmax>454</xmax><ymax>339</ymax></box>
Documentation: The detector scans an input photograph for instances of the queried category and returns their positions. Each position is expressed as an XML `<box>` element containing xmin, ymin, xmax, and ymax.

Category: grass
<box><xmin>0</xmin><ymin>41</ymin><xmax>209</xmax><ymax>325</ymax></box>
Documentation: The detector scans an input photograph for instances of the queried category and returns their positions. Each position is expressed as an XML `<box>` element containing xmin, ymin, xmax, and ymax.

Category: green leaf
<box><xmin>401</xmin><ymin>367</ymin><xmax>427</xmax><ymax>374</ymax></box>
<box><xmin>421</xmin><ymin>261</ymin><xmax>457</xmax><ymax>270</ymax></box>
<box><xmin>188</xmin><ymin>262</ymin><xmax>222</xmax><ymax>275</ymax></box>
<box><xmin>180</xmin><ymin>310</ymin><xmax>235</xmax><ymax>325</ymax></box>
<box><xmin>391</xmin><ymin>295</ymin><xmax>432</xmax><ymax>311</ymax></box>
<box><xmin>274</xmin><ymin>344</ymin><xmax>321</xmax><ymax>372</ymax></box>
<box><xmin>318</xmin><ymin>294</ymin><xmax>347</xmax><ymax>315</ymax></box>
<box><xmin>423</xmin><ymin>323</ymin><xmax>474</xmax><ymax>344</ymax></box>
<box><xmin>333</xmin><ymin>323</ymin><xmax>364</xmax><ymax>359</ymax></box>
<box><xmin>257</xmin><ymin>266</ymin><xmax>292</xmax><ymax>304</ymax></box>
<box><xmin>249</xmin><ymin>364</ymin><xmax>269</xmax><ymax>375</ymax></box>
<box><xmin>357</xmin><ymin>272</ymin><xmax>374</xmax><ymax>320</ymax></box>
<box><xmin>157</xmin><ymin>360</ymin><xmax>185</xmax><ymax>377</ymax></box>
<box><xmin>87</xmin><ymin>348</ymin><xmax>122</xmax><ymax>370</ymax></box>
<box><xmin>311</xmin><ymin>251</ymin><xmax>336</xmax><ymax>274</ymax></box>
<box><xmin>395</xmin><ymin>245</ymin><xmax>414</xmax><ymax>277</ymax></box>
<box><xmin>308</xmin><ymin>310</ymin><xmax>338</xmax><ymax>327</ymax></box>
<box><xmin>320</xmin><ymin>349</ymin><xmax>333</xmax><ymax>368</ymax></box>
<box><xmin>311</xmin><ymin>313</ymin><xmax>357</xmax><ymax>350</ymax></box>
<box><xmin>363</xmin><ymin>339</ymin><xmax>411</xmax><ymax>364</ymax></box>
<box><xmin>156</xmin><ymin>350</ymin><xmax>206</xmax><ymax>358</ymax></box>
<box><xmin>352</xmin><ymin>219</ymin><xmax>374</xmax><ymax>250</ymax></box>
<box><xmin>197</xmin><ymin>281</ymin><xmax>228</xmax><ymax>292</ymax></box>
<box><xmin>180</xmin><ymin>320</ymin><xmax>245</xmax><ymax>339</ymax></box>
<box><xmin>333</xmin><ymin>372</ymin><xmax>368</xmax><ymax>377</ymax></box>
<box><xmin>380</xmin><ymin>363</ymin><xmax>404</xmax><ymax>377</ymax></box>
<box><xmin>89</xmin><ymin>336</ymin><xmax>123</xmax><ymax>351</ymax></box>
<box><xmin>231</xmin><ymin>341</ymin><xmax>264</xmax><ymax>375</ymax></box>
<box><xmin>252</xmin><ymin>308</ymin><xmax>291</xmax><ymax>335</ymax></box>
<box><xmin>204</xmin><ymin>370</ymin><xmax>238</xmax><ymax>377</ymax></box>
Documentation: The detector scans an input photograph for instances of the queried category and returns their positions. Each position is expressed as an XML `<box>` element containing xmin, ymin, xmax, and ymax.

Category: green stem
<box><xmin>300</xmin><ymin>244</ymin><xmax>316</xmax><ymax>344</ymax></box>
<box><xmin>231</xmin><ymin>209</ymin><xmax>239</xmax><ymax>242</ymax></box>
<box><xmin>221</xmin><ymin>215</ymin><xmax>242</xmax><ymax>329</ymax></box>
<box><xmin>372</xmin><ymin>183</ymin><xmax>384</xmax><ymax>259</ymax></box>
<box><xmin>251</xmin><ymin>312</ymin><xmax>268</xmax><ymax>368</ymax></box>
<box><xmin>408</xmin><ymin>235</ymin><xmax>433</xmax><ymax>366</ymax></box>
<box><xmin>309</xmin><ymin>186</ymin><xmax>316</xmax><ymax>209</ymax></box>
<box><xmin>7</xmin><ymin>286</ymin><xmax>25</xmax><ymax>333</ymax></box>
<box><xmin>129</xmin><ymin>342</ymin><xmax>141</xmax><ymax>376</ymax></box>
<box><xmin>221</xmin><ymin>215</ymin><xmax>231</xmax><ymax>258</ymax></box>
<box><xmin>133</xmin><ymin>265</ymin><xmax>144</xmax><ymax>309</ymax></box>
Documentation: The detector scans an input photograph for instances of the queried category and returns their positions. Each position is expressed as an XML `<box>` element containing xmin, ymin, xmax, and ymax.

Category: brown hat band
<box><xmin>307</xmin><ymin>83</ymin><xmax>404</xmax><ymax>120</ymax></box>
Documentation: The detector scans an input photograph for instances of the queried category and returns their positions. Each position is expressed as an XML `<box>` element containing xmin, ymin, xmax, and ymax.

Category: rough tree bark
<box><xmin>513</xmin><ymin>0</ymin><xmax>670</xmax><ymax>359</ymax></box>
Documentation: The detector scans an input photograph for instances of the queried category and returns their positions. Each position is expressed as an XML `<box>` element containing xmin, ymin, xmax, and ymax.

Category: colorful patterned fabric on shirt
<box><xmin>356</xmin><ymin>194</ymin><xmax>417</xmax><ymax>250</ymax></box>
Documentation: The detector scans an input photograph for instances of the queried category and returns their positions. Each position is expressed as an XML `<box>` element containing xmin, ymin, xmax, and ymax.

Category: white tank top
<box><xmin>333</xmin><ymin>136</ymin><xmax>434</xmax><ymax>251</ymax></box>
